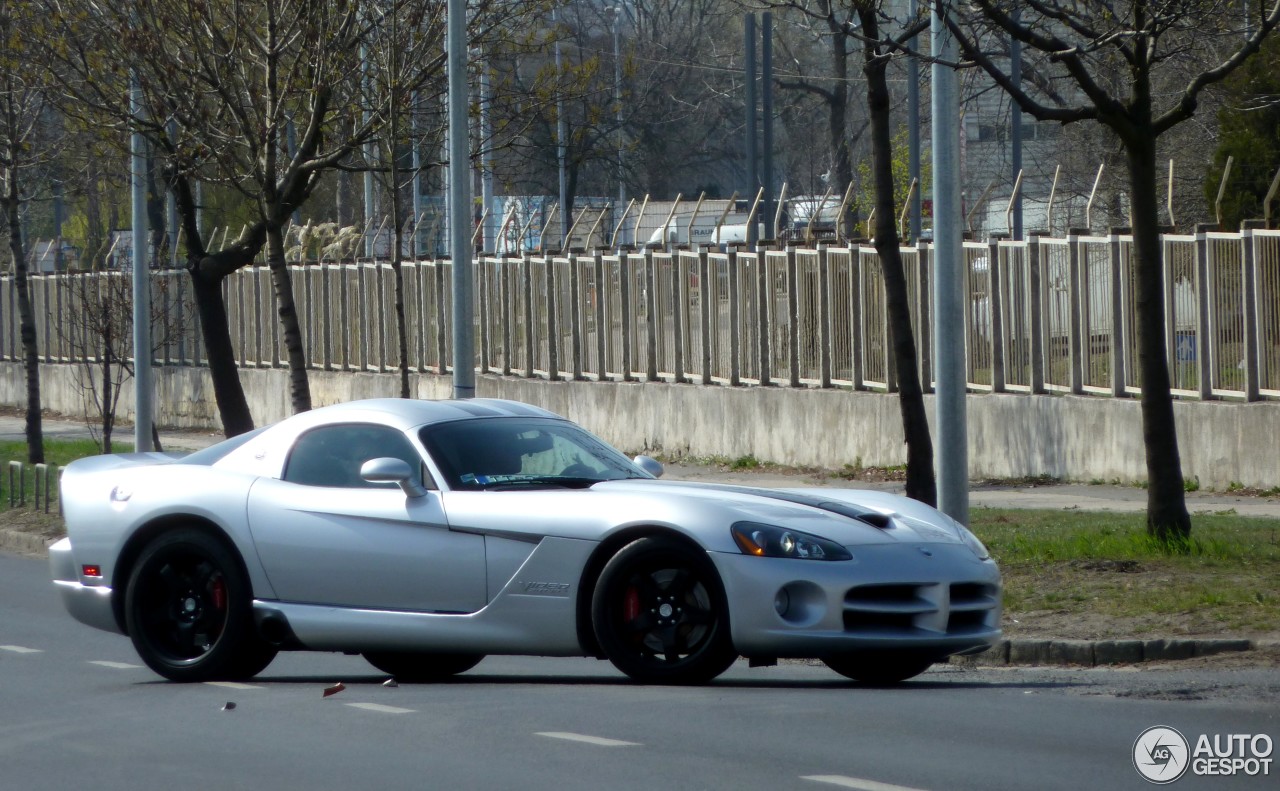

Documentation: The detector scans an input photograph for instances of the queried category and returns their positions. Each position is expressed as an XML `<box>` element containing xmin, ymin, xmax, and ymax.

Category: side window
<box><xmin>283</xmin><ymin>424</ymin><xmax>426</xmax><ymax>489</ymax></box>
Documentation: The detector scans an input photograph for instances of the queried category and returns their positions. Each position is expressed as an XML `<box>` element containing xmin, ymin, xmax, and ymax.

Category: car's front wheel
<box><xmin>124</xmin><ymin>528</ymin><xmax>277</xmax><ymax>682</ymax></box>
<box><xmin>821</xmin><ymin>652</ymin><xmax>935</xmax><ymax>684</ymax></box>
<box><xmin>363</xmin><ymin>652</ymin><xmax>484</xmax><ymax>682</ymax></box>
<box><xmin>591</xmin><ymin>536</ymin><xmax>737</xmax><ymax>684</ymax></box>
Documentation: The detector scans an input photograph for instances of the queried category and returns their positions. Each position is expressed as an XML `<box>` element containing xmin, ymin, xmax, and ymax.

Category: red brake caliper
<box><xmin>624</xmin><ymin>586</ymin><xmax>640</xmax><ymax>623</ymax></box>
<box><xmin>211</xmin><ymin>576</ymin><xmax>227</xmax><ymax>611</ymax></box>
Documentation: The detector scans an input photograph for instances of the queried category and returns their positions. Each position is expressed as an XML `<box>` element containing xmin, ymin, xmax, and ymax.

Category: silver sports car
<box><xmin>50</xmin><ymin>398</ymin><xmax>1001</xmax><ymax>684</ymax></box>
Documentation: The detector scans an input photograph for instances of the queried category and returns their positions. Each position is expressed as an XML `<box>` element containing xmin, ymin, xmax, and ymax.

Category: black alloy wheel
<box><xmin>124</xmin><ymin>529</ymin><xmax>276</xmax><ymax>682</ymax></box>
<box><xmin>591</xmin><ymin>537</ymin><xmax>737</xmax><ymax>684</ymax></box>
<box><xmin>363</xmin><ymin>652</ymin><xmax>484</xmax><ymax>682</ymax></box>
<box><xmin>821</xmin><ymin>651</ymin><xmax>935</xmax><ymax>684</ymax></box>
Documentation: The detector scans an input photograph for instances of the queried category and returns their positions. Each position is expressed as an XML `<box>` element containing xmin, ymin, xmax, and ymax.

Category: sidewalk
<box><xmin>5</xmin><ymin>414</ymin><xmax>1280</xmax><ymax>517</ymax></box>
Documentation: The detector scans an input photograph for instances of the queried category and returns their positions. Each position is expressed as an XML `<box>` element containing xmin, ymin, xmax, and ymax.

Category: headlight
<box><xmin>730</xmin><ymin>522</ymin><xmax>852</xmax><ymax>561</ymax></box>
<box><xmin>955</xmin><ymin>523</ymin><xmax>991</xmax><ymax>560</ymax></box>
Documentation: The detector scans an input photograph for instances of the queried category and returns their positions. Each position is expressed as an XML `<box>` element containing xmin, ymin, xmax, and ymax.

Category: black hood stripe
<box><xmin>674</xmin><ymin>482</ymin><xmax>893</xmax><ymax>529</ymax></box>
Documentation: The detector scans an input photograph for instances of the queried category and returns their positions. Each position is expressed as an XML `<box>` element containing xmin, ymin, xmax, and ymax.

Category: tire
<box><xmin>124</xmin><ymin>528</ymin><xmax>277</xmax><ymax>682</ymax></box>
<box><xmin>591</xmin><ymin>537</ymin><xmax>737</xmax><ymax>684</ymax></box>
<box><xmin>363</xmin><ymin>652</ymin><xmax>484</xmax><ymax>682</ymax></box>
<box><xmin>821</xmin><ymin>652</ymin><xmax>935</xmax><ymax>684</ymax></box>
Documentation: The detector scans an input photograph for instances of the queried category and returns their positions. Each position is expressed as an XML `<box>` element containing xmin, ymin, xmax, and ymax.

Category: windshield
<box><xmin>420</xmin><ymin>417</ymin><xmax>649</xmax><ymax>490</ymax></box>
<box><xmin>188</xmin><ymin>427</ymin><xmax>268</xmax><ymax>466</ymax></box>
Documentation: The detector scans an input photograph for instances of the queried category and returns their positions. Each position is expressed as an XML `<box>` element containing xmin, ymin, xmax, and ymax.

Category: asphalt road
<box><xmin>3</xmin><ymin>551</ymin><xmax>1276</xmax><ymax>791</ymax></box>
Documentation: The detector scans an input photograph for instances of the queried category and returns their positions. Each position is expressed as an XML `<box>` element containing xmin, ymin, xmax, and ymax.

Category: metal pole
<box><xmin>931</xmin><ymin>3</ymin><xmax>966</xmax><ymax>523</ymax></box>
<box><xmin>907</xmin><ymin>0</ymin><xmax>922</xmax><ymax>241</ymax></box>
<box><xmin>613</xmin><ymin>8</ymin><xmax>625</xmax><ymax>216</ymax></box>
<box><xmin>1010</xmin><ymin>8</ymin><xmax>1023</xmax><ymax>239</ymax></box>
<box><xmin>362</xmin><ymin>44</ymin><xmax>376</xmax><ymax>259</ymax></box>
<box><xmin>166</xmin><ymin>120</ymin><xmax>179</xmax><ymax>266</ymax></box>
<box><xmin>479</xmin><ymin>56</ymin><xmax>494</xmax><ymax>254</ymax></box>
<box><xmin>412</xmin><ymin>90</ymin><xmax>423</xmax><ymax>258</ymax></box>
<box><xmin>554</xmin><ymin>10</ymin><xmax>569</xmax><ymax>249</ymax></box>
<box><xmin>286</xmin><ymin>117</ymin><xmax>302</xmax><ymax>226</ymax></box>
<box><xmin>131</xmin><ymin>75</ymin><xmax>154</xmax><ymax>451</ymax></box>
<box><xmin>744</xmin><ymin>14</ymin><xmax>758</xmax><ymax>246</ymax></box>
<box><xmin>449</xmin><ymin>0</ymin><xmax>474</xmax><ymax>398</ymax></box>
<box><xmin>53</xmin><ymin>180</ymin><xmax>63</xmax><ymax>271</ymax></box>
<box><xmin>762</xmin><ymin>13</ymin><xmax>774</xmax><ymax>240</ymax></box>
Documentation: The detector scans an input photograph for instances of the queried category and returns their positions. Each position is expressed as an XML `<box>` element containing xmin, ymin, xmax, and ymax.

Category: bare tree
<box><xmin>772</xmin><ymin>1</ymin><xmax>868</xmax><ymax>238</ymax></box>
<box><xmin>42</xmin><ymin>0</ymin><xmax>533</xmax><ymax>429</ymax></box>
<box><xmin>487</xmin><ymin>1</ymin><xmax>745</xmax><ymax>212</ymax></box>
<box><xmin>949</xmin><ymin>0</ymin><xmax>1280</xmax><ymax>540</ymax></box>
<box><xmin>59</xmin><ymin>271</ymin><xmax>184</xmax><ymax>452</ymax></box>
<box><xmin>368</xmin><ymin>4</ymin><xmax>448</xmax><ymax>397</ymax></box>
<box><xmin>0</xmin><ymin>4</ymin><xmax>57</xmax><ymax>463</ymax></box>
<box><xmin>784</xmin><ymin>1</ymin><xmax>937</xmax><ymax>503</ymax></box>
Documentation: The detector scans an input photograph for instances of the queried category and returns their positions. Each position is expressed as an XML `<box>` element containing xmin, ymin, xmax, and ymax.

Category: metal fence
<box><xmin>4</xmin><ymin>229</ymin><xmax>1279</xmax><ymax>401</ymax></box>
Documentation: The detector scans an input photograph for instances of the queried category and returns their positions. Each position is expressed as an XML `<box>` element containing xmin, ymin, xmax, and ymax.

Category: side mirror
<box><xmin>632</xmin><ymin>455</ymin><xmax>664</xmax><ymax>479</ymax></box>
<box><xmin>360</xmin><ymin>457</ymin><xmax>428</xmax><ymax>498</ymax></box>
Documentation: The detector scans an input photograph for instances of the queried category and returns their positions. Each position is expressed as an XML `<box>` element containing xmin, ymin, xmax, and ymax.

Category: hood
<box><xmin>63</xmin><ymin>451</ymin><xmax>187</xmax><ymax>477</ymax></box>
<box><xmin>591</xmin><ymin>479</ymin><xmax>967</xmax><ymax>547</ymax></box>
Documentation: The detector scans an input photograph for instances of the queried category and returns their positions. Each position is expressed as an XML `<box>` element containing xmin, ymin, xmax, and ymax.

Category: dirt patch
<box><xmin>2</xmin><ymin>509</ymin><xmax>64</xmax><ymax>544</ymax></box>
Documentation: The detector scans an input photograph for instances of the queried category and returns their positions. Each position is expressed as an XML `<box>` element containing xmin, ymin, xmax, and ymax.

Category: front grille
<box><xmin>842</xmin><ymin>583</ymin><xmax>937</xmax><ymax>633</ymax></box>
<box><xmin>842</xmin><ymin>581</ymin><xmax>998</xmax><ymax>636</ymax></box>
<box><xmin>947</xmin><ymin>582</ymin><xmax>1000</xmax><ymax>634</ymax></box>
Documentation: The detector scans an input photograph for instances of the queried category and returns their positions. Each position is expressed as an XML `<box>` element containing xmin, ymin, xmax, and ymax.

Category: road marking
<box><xmin>345</xmin><ymin>702</ymin><xmax>414</xmax><ymax>715</ymax></box>
<box><xmin>204</xmin><ymin>681</ymin><xmax>263</xmax><ymax>690</ymax></box>
<box><xmin>535</xmin><ymin>732</ymin><xmax>640</xmax><ymax>748</ymax></box>
<box><xmin>802</xmin><ymin>776</ymin><xmax>931</xmax><ymax>791</ymax></box>
<box><xmin>0</xmin><ymin>645</ymin><xmax>43</xmax><ymax>654</ymax></box>
<box><xmin>88</xmin><ymin>660</ymin><xmax>143</xmax><ymax>670</ymax></box>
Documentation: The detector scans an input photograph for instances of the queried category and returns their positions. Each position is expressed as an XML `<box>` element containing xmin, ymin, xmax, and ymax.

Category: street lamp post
<box><xmin>448</xmin><ymin>0</ymin><xmax>473</xmax><ymax>398</ymax></box>
<box><xmin>931</xmin><ymin>3</ymin><xmax>968</xmax><ymax>524</ymax></box>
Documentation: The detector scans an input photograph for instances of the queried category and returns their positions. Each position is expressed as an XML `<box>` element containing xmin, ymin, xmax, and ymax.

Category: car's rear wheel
<box><xmin>125</xmin><ymin>528</ymin><xmax>277</xmax><ymax>682</ymax></box>
<box><xmin>362</xmin><ymin>652</ymin><xmax>484</xmax><ymax>682</ymax></box>
<box><xmin>591</xmin><ymin>536</ymin><xmax>737</xmax><ymax>684</ymax></box>
<box><xmin>821</xmin><ymin>652</ymin><xmax>935</xmax><ymax>684</ymax></box>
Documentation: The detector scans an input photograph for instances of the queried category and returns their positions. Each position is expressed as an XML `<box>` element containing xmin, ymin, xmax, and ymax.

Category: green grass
<box><xmin>971</xmin><ymin>508</ymin><xmax>1280</xmax><ymax>565</ymax></box>
<box><xmin>0</xmin><ymin>439</ymin><xmax>126</xmax><ymax>512</ymax></box>
<box><xmin>970</xmin><ymin>508</ymin><xmax>1280</xmax><ymax>635</ymax></box>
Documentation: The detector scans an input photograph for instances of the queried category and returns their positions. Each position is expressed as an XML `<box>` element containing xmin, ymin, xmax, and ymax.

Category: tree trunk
<box><xmin>4</xmin><ymin>178</ymin><xmax>43</xmax><ymax>463</ymax></box>
<box><xmin>188</xmin><ymin>263</ymin><xmax>255</xmax><ymax>435</ymax></box>
<box><xmin>1125</xmin><ymin>133</ymin><xmax>1192</xmax><ymax>541</ymax></box>
<box><xmin>100</xmin><ymin>301</ymin><xmax>113</xmax><ymax>454</ymax></box>
<box><xmin>860</xmin><ymin>9</ymin><xmax>936</xmax><ymax>506</ymax></box>
<box><xmin>265</xmin><ymin>225</ymin><xmax>312</xmax><ymax>412</ymax></box>
<box><xmin>389</xmin><ymin>190</ymin><xmax>410</xmax><ymax>398</ymax></box>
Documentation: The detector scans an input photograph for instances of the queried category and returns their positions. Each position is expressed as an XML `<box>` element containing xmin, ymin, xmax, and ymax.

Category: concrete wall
<box><xmin>3</xmin><ymin>362</ymin><xmax>1277</xmax><ymax>489</ymax></box>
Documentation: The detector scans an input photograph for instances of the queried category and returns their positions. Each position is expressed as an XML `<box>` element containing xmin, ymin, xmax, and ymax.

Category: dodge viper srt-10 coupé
<box><xmin>51</xmin><ymin>398</ymin><xmax>1001</xmax><ymax>684</ymax></box>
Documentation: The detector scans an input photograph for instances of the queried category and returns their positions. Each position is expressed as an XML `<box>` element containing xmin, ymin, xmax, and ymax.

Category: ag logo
<box><xmin>1134</xmin><ymin>726</ymin><xmax>1190</xmax><ymax>784</ymax></box>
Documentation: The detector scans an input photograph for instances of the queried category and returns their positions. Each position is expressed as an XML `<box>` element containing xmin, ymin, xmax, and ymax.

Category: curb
<box><xmin>2</xmin><ymin>528</ymin><xmax>1269</xmax><ymax>667</ymax></box>
<box><xmin>954</xmin><ymin>637</ymin><xmax>1259</xmax><ymax>667</ymax></box>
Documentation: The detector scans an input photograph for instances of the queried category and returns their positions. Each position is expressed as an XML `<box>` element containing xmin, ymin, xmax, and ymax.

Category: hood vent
<box><xmin>683</xmin><ymin>483</ymin><xmax>894</xmax><ymax>529</ymax></box>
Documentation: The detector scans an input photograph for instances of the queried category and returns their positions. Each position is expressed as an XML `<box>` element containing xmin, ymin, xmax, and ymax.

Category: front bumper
<box><xmin>49</xmin><ymin>538</ymin><xmax>123</xmax><ymax>635</ymax></box>
<box><xmin>710</xmin><ymin>541</ymin><xmax>1002</xmax><ymax>658</ymax></box>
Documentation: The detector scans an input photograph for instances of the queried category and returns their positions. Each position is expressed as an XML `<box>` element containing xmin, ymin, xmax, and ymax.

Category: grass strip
<box><xmin>971</xmin><ymin>508</ymin><xmax>1280</xmax><ymax>636</ymax></box>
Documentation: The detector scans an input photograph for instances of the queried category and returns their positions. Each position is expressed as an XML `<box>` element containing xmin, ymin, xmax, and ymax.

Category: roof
<box><xmin>294</xmin><ymin>398</ymin><xmax>564</xmax><ymax>432</ymax></box>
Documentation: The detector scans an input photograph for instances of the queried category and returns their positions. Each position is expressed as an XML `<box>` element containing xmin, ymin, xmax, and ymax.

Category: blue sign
<box><xmin>1175</xmin><ymin>332</ymin><xmax>1196</xmax><ymax>363</ymax></box>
